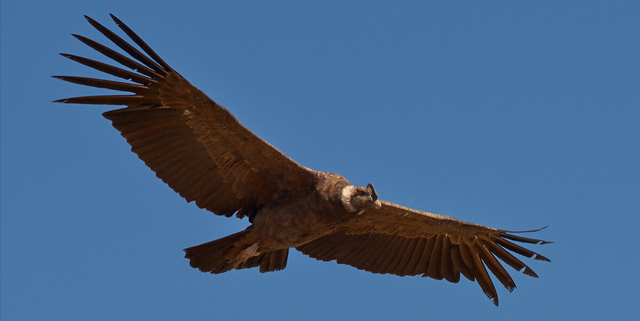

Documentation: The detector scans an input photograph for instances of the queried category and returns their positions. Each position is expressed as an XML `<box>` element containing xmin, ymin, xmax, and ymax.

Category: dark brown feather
<box><xmin>450</xmin><ymin>244</ymin><xmax>474</xmax><ymax>281</ymax></box>
<box><xmin>59</xmin><ymin>53</ymin><xmax>154</xmax><ymax>84</ymax></box>
<box><xmin>109</xmin><ymin>14</ymin><xmax>174</xmax><ymax>72</ymax></box>
<box><xmin>377</xmin><ymin>236</ymin><xmax>408</xmax><ymax>273</ymax></box>
<box><xmin>260</xmin><ymin>249</ymin><xmax>289</xmax><ymax>273</ymax></box>
<box><xmin>348</xmin><ymin>234</ymin><xmax>387</xmax><ymax>268</ymax></box>
<box><xmin>83</xmin><ymin>16</ymin><xmax>165</xmax><ymax>74</ymax></box>
<box><xmin>501</xmin><ymin>229</ymin><xmax>553</xmax><ymax>244</ymax></box>
<box><xmin>54</xmin><ymin>95</ymin><xmax>157</xmax><ymax>106</ymax></box>
<box><xmin>495</xmin><ymin>238</ymin><xmax>551</xmax><ymax>262</ymax></box>
<box><xmin>53</xmin><ymin>76</ymin><xmax>149</xmax><ymax>93</ymax></box>
<box><xmin>462</xmin><ymin>242</ymin><xmax>499</xmax><ymax>305</ymax></box>
<box><xmin>72</xmin><ymin>34</ymin><xmax>162</xmax><ymax>79</ymax></box>
<box><xmin>362</xmin><ymin>235</ymin><xmax>398</xmax><ymax>271</ymax></box>
<box><xmin>369</xmin><ymin>235</ymin><xmax>401</xmax><ymax>273</ymax></box>
<box><xmin>424</xmin><ymin>234</ymin><xmax>444</xmax><ymax>280</ymax></box>
<box><xmin>440</xmin><ymin>237</ymin><xmax>460</xmax><ymax>283</ymax></box>
<box><xmin>392</xmin><ymin>237</ymin><xmax>418</xmax><ymax>276</ymax></box>
<box><xmin>401</xmin><ymin>237</ymin><xmax>427</xmax><ymax>276</ymax></box>
<box><xmin>473</xmin><ymin>242</ymin><xmax>515</xmax><ymax>292</ymax></box>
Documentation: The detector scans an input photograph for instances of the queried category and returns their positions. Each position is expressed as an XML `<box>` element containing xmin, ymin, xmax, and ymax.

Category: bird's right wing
<box><xmin>54</xmin><ymin>15</ymin><xmax>316</xmax><ymax>219</ymax></box>
<box><xmin>297</xmin><ymin>201</ymin><xmax>551</xmax><ymax>306</ymax></box>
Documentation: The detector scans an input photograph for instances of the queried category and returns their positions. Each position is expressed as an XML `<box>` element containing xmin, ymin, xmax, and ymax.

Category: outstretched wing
<box><xmin>296</xmin><ymin>201</ymin><xmax>551</xmax><ymax>306</ymax></box>
<box><xmin>54</xmin><ymin>15</ymin><xmax>316</xmax><ymax>219</ymax></box>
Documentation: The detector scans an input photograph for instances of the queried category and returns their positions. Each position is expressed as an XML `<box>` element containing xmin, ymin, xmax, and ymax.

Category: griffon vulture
<box><xmin>54</xmin><ymin>15</ymin><xmax>551</xmax><ymax>306</ymax></box>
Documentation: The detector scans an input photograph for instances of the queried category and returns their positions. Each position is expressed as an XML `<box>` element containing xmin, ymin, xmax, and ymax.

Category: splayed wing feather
<box><xmin>59</xmin><ymin>54</ymin><xmax>155</xmax><ymax>84</ymax></box>
<box><xmin>83</xmin><ymin>16</ymin><xmax>165</xmax><ymax>74</ymax></box>
<box><xmin>72</xmin><ymin>34</ymin><xmax>162</xmax><ymax>78</ymax></box>
<box><xmin>441</xmin><ymin>237</ymin><xmax>460</xmax><ymax>283</ymax></box>
<box><xmin>450</xmin><ymin>244</ymin><xmax>474</xmax><ymax>281</ymax></box>
<box><xmin>473</xmin><ymin>242</ymin><xmax>515</xmax><ymax>292</ymax></box>
<box><xmin>109</xmin><ymin>14</ymin><xmax>174</xmax><ymax>72</ymax></box>
<box><xmin>424</xmin><ymin>234</ymin><xmax>444</xmax><ymax>280</ymax></box>
<box><xmin>52</xmin><ymin>76</ymin><xmax>149</xmax><ymax>93</ymax></box>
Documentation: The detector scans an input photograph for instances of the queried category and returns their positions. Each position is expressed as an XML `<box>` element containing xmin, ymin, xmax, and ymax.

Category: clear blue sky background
<box><xmin>2</xmin><ymin>1</ymin><xmax>639</xmax><ymax>320</ymax></box>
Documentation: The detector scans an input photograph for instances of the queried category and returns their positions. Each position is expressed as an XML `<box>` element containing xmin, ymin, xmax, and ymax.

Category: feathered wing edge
<box><xmin>297</xmin><ymin>204</ymin><xmax>551</xmax><ymax>306</ymax></box>
<box><xmin>53</xmin><ymin>15</ymin><xmax>169</xmax><ymax>106</ymax></box>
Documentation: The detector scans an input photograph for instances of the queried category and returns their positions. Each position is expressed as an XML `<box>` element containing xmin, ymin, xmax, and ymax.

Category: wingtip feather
<box><xmin>523</xmin><ymin>267</ymin><xmax>539</xmax><ymax>278</ymax></box>
<box><xmin>110</xmin><ymin>13</ymin><xmax>122</xmax><ymax>25</ymax></box>
<box><xmin>83</xmin><ymin>15</ymin><xmax>97</xmax><ymax>26</ymax></box>
<box><xmin>534</xmin><ymin>254</ymin><xmax>551</xmax><ymax>262</ymax></box>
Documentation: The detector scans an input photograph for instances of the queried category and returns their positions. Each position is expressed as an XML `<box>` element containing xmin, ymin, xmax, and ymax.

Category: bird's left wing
<box><xmin>54</xmin><ymin>15</ymin><xmax>316</xmax><ymax>219</ymax></box>
<box><xmin>296</xmin><ymin>201</ymin><xmax>551</xmax><ymax>306</ymax></box>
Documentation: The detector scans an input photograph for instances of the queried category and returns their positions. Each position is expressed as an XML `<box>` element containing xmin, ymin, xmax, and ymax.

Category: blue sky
<box><xmin>2</xmin><ymin>1</ymin><xmax>638</xmax><ymax>320</ymax></box>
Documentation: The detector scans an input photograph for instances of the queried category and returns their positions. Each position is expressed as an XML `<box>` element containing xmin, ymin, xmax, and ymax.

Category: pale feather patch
<box><xmin>232</xmin><ymin>243</ymin><xmax>260</xmax><ymax>269</ymax></box>
<box><xmin>341</xmin><ymin>185</ymin><xmax>357</xmax><ymax>212</ymax></box>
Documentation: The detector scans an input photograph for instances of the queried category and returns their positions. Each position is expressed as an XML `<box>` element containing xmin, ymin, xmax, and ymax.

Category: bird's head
<box><xmin>341</xmin><ymin>183</ymin><xmax>382</xmax><ymax>213</ymax></box>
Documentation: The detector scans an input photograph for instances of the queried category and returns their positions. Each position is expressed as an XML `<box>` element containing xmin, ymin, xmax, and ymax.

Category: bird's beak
<box><xmin>372</xmin><ymin>199</ymin><xmax>382</xmax><ymax>210</ymax></box>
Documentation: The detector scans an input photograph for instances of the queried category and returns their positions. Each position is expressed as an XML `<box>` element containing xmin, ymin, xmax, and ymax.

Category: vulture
<box><xmin>55</xmin><ymin>14</ymin><xmax>551</xmax><ymax>306</ymax></box>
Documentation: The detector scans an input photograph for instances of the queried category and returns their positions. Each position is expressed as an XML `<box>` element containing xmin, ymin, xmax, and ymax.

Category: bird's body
<box><xmin>186</xmin><ymin>172</ymin><xmax>374</xmax><ymax>273</ymax></box>
<box><xmin>55</xmin><ymin>14</ymin><xmax>551</xmax><ymax>306</ymax></box>
<box><xmin>250</xmin><ymin>172</ymin><xmax>357</xmax><ymax>248</ymax></box>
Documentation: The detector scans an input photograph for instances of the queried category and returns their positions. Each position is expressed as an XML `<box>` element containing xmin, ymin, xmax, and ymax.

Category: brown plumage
<box><xmin>55</xmin><ymin>15</ymin><xmax>551</xmax><ymax>306</ymax></box>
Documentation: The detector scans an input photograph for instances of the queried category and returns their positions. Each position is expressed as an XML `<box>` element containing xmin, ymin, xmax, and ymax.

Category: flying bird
<box><xmin>55</xmin><ymin>14</ymin><xmax>551</xmax><ymax>306</ymax></box>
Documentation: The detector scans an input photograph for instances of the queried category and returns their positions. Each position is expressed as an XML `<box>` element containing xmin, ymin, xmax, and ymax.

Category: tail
<box><xmin>184</xmin><ymin>230</ymin><xmax>289</xmax><ymax>274</ymax></box>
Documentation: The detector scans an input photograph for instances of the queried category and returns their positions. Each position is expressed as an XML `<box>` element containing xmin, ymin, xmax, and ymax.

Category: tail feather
<box><xmin>184</xmin><ymin>230</ymin><xmax>289</xmax><ymax>274</ymax></box>
<box><xmin>238</xmin><ymin>248</ymin><xmax>289</xmax><ymax>272</ymax></box>
<box><xmin>262</xmin><ymin>249</ymin><xmax>289</xmax><ymax>272</ymax></box>
<box><xmin>184</xmin><ymin>230</ymin><xmax>246</xmax><ymax>274</ymax></box>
